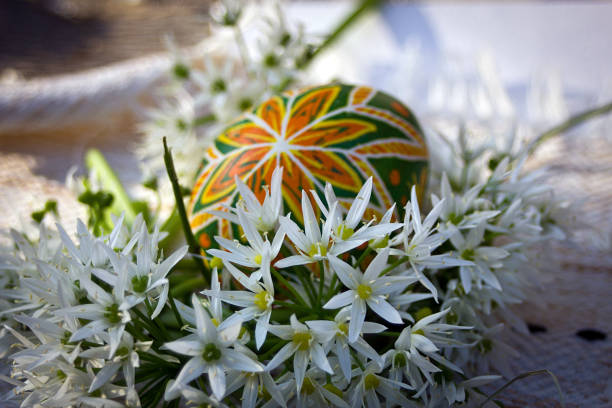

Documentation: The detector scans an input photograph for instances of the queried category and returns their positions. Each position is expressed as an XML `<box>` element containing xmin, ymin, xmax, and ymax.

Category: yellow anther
<box><xmin>292</xmin><ymin>332</ymin><xmax>312</xmax><ymax>351</ymax></box>
<box><xmin>414</xmin><ymin>307</ymin><xmax>432</xmax><ymax>321</ymax></box>
<box><xmin>364</xmin><ymin>374</ymin><xmax>380</xmax><ymax>390</ymax></box>
<box><xmin>337</xmin><ymin>225</ymin><xmax>354</xmax><ymax>240</ymax></box>
<box><xmin>356</xmin><ymin>284</ymin><xmax>373</xmax><ymax>300</ymax></box>
<box><xmin>308</xmin><ymin>242</ymin><xmax>327</xmax><ymax>257</ymax></box>
<box><xmin>254</xmin><ymin>291</ymin><xmax>271</xmax><ymax>311</ymax></box>
<box><xmin>210</xmin><ymin>257</ymin><xmax>224</xmax><ymax>269</ymax></box>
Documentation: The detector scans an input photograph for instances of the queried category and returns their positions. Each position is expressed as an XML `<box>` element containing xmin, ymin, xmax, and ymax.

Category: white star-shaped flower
<box><xmin>324</xmin><ymin>248</ymin><xmax>411</xmax><ymax>342</ymax></box>
<box><xmin>163</xmin><ymin>294</ymin><xmax>263</xmax><ymax>400</ymax></box>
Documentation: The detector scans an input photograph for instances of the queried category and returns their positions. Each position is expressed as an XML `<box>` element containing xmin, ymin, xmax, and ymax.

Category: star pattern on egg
<box><xmin>188</xmin><ymin>84</ymin><xmax>429</xmax><ymax>249</ymax></box>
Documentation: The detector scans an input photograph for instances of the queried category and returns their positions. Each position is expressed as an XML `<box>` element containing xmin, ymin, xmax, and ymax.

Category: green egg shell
<box><xmin>188</xmin><ymin>83</ymin><xmax>429</xmax><ymax>249</ymax></box>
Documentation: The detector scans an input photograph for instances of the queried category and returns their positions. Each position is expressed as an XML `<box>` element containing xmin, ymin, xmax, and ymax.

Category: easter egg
<box><xmin>188</xmin><ymin>84</ymin><xmax>428</xmax><ymax>249</ymax></box>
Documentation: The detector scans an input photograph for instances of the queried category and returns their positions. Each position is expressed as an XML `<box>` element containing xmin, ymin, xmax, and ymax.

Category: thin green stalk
<box><xmin>260</xmin><ymin>340</ymin><xmax>289</xmax><ymax>361</ymax></box>
<box><xmin>325</xmin><ymin>273</ymin><xmax>338</xmax><ymax>302</ymax></box>
<box><xmin>350</xmin><ymin>350</ymin><xmax>365</xmax><ymax>371</ymax></box>
<box><xmin>132</xmin><ymin>306</ymin><xmax>164</xmax><ymax>341</ymax></box>
<box><xmin>275</xmin><ymin>300</ymin><xmax>312</xmax><ymax>314</ymax></box>
<box><xmin>354</xmin><ymin>246</ymin><xmax>372</xmax><ymax>268</ymax></box>
<box><xmin>85</xmin><ymin>149</ymin><xmax>137</xmax><ymax>223</ymax></box>
<box><xmin>126</xmin><ymin>322</ymin><xmax>149</xmax><ymax>342</ymax></box>
<box><xmin>296</xmin><ymin>269</ymin><xmax>317</xmax><ymax>305</ymax></box>
<box><xmin>479</xmin><ymin>369</ymin><xmax>564</xmax><ymax>408</ymax></box>
<box><xmin>301</xmin><ymin>0</ymin><xmax>382</xmax><ymax>68</ymax></box>
<box><xmin>381</xmin><ymin>256</ymin><xmax>409</xmax><ymax>276</ymax></box>
<box><xmin>193</xmin><ymin>113</ymin><xmax>216</xmax><ymax>127</ymax></box>
<box><xmin>169</xmin><ymin>296</ymin><xmax>184</xmax><ymax>328</ymax></box>
<box><xmin>528</xmin><ymin>100</ymin><xmax>612</xmax><ymax>155</ymax></box>
<box><xmin>163</xmin><ymin>137</ymin><xmax>210</xmax><ymax>285</ymax></box>
<box><xmin>271</xmin><ymin>267</ymin><xmax>308</xmax><ymax>307</ymax></box>
<box><xmin>171</xmin><ymin>277</ymin><xmax>207</xmax><ymax>298</ymax></box>
<box><xmin>317</xmin><ymin>262</ymin><xmax>326</xmax><ymax>309</ymax></box>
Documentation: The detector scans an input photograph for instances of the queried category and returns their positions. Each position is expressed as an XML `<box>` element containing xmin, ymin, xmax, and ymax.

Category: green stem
<box><xmin>171</xmin><ymin>277</ymin><xmax>207</xmax><ymax>298</ymax></box>
<box><xmin>274</xmin><ymin>300</ymin><xmax>312</xmax><ymax>314</ymax></box>
<box><xmin>317</xmin><ymin>262</ymin><xmax>325</xmax><ymax>309</ymax></box>
<box><xmin>168</xmin><ymin>296</ymin><xmax>184</xmax><ymax>328</ymax></box>
<box><xmin>381</xmin><ymin>256</ymin><xmax>409</xmax><ymax>276</ymax></box>
<box><xmin>301</xmin><ymin>0</ymin><xmax>382</xmax><ymax>68</ymax></box>
<box><xmin>163</xmin><ymin>137</ymin><xmax>209</xmax><ymax>285</ymax></box>
<box><xmin>271</xmin><ymin>267</ymin><xmax>308</xmax><ymax>307</ymax></box>
<box><xmin>528</xmin><ymin>101</ymin><xmax>612</xmax><ymax>155</ymax></box>
<box><xmin>325</xmin><ymin>273</ymin><xmax>338</xmax><ymax>302</ymax></box>
<box><xmin>296</xmin><ymin>269</ymin><xmax>317</xmax><ymax>306</ymax></box>
<box><xmin>479</xmin><ymin>369</ymin><xmax>564</xmax><ymax>408</ymax></box>
<box><xmin>354</xmin><ymin>247</ymin><xmax>372</xmax><ymax>268</ymax></box>
<box><xmin>193</xmin><ymin>113</ymin><xmax>216</xmax><ymax>127</ymax></box>
<box><xmin>85</xmin><ymin>149</ymin><xmax>137</xmax><ymax>223</ymax></box>
<box><xmin>260</xmin><ymin>340</ymin><xmax>288</xmax><ymax>361</ymax></box>
<box><xmin>159</xmin><ymin>207</ymin><xmax>180</xmax><ymax>249</ymax></box>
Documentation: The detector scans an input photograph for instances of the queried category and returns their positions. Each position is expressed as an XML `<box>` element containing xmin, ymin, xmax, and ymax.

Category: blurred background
<box><xmin>0</xmin><ymin>2</ymin><xmax>611</xmax><ymax>405</ymax></box>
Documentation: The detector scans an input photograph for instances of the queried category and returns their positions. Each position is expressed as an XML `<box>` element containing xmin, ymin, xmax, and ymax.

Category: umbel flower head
<box><xmin>1</xmin><ymin>131</ymin><xmax>575</xmax><ymax>408</ymax></box>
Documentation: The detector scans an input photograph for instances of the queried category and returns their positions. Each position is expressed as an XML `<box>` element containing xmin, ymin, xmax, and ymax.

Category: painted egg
<box><xmin>188</xmin><ymin>83</ymin><xmax>428</xmax><ymax>249</ymax></box>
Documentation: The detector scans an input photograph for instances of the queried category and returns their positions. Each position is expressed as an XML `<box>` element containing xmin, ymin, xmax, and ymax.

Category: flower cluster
<box><xmin>0</xmin><ymin>215</ymin><xmax>186</xmax><ymax>407</ymax></box>
<box><xmin>1</xmin><ymin>138</ymin><xmax>574</xmax><ymax>407</ymax></box>
<box><xmin>137</xmin><ymin>0</ymin><xmax>315</xmax><ymax>188</ymax></box>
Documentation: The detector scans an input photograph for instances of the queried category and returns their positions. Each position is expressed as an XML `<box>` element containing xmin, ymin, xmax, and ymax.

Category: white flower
<box><xmin>348</xmin><ymin>360</ymin><xmax>413</xmax><ymax>408</ymax></box>
<box><xmin>204</xmin><ymin>260</ymin><xmax>275</xmax><ymax>349</ymax></box>
<box><xmin>312</xmin><ymin>179</ymin><xmax>403</xmax><ymax>248</ymax></box>
<box><xmin>80</xmin><ymin>332</ymin><xmax>152</xmax><ymax>407</ymax></box>
<box><xmin>96</xmin><ymin>225</ymin><xmax>188</xmax><ymax>319</ymax></box>
<box><xmin>163</xmin><ymin>294</ymin><xmax>263</xmax><ymax>400</ymax></box>
<box><xmin>306</xmin><ymin>308</ymin><xmax>386</xmax><ymax>380</ymax></box>
<box><xmin>390</xmin><ymin>309</ymin><xmax>469</xmax><ymax>386</ymax></box>
<box><xmin>7</xmin><ymin>314</ymin><xmax>81</xmax><ymax>369</ymax></box>
<box><xmin>225</xmin><ymin>344</ymin><xmax>287</xmax><ymax>408</ymax></box>
<box><xmin>274</xmin><ymin>367</ymin><xmax>350</xmax><ymax>408</ymax></box>
<box><xmin>275</xmin><ymin>190</ymin><xmax>344</xmax><ymax>268</ymax></box>
<box><xmin>61</xmin><ymin>278</ymin><xmax>131</xmax><ymax>358</ymax></box>
<box><xmin>210</xmin><ymin>167</ymin><xmax>284</xmax><ymax>233</ymax></box>
<box><xmin>432</xmin><ymin>173</ymin><xmax>499</xmax><ymax>232</ymax></box>
<box><xmin>208</xmin><ymin>207</ymin><xmax>285</xmax><ymax>281</ymax></box>
<box><xmin>324</xmin><ymin>248</ymin><xmax>408</xmax><ymax>342</ymax></box>
<box><xmin>266</xmin><ymin>314</ymin><xmax>335</xmax><ymax>391</ymax></box>
<box><xmin>165</xmin><ymin>380</ymin><xmax>229</xmax><ymax>407</ymax></box>
<box><xmin>450</xmin><ymin>223</ymin><xmax>509</xmax><ymax>293</ymax></box>
<box><xmin>389</xmin><ymin>186</ymin><xmax>470</xmax><ymax>300</ymax></box>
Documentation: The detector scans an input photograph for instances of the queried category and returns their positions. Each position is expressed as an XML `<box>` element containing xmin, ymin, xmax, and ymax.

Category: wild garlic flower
<box><xmin>273</xmin><ymin>366</ymin><xmax>350</xmax><ymax>408</ymax></box>
<box><xmin>313</xmin><ymin>178</ymin><xmax>403</xmax><ymax>248</ymax></box>
<box><xmin>306</xmin><ymin>307</ymin><xmax>386</xmax><ymax>380</ymax></box>
<box><xmin>275</xmin><ymin>191</ymin><xmax>341</xmax><ymax>268</ymax></box>
<box><xmin>449</xmin><ymin>224</ymin><xmax>509</xmax><ymax>294</ymax></box>
<box><xmin>324</xmin><ymin>248</ymin><xmax>409</xmax><ymax>342</ymax></box>
<box><xmin>204</xmin><ymin>260</ymin><xmax>276</xmax><ymax>349</ymax></box>
<box><xmin>80</xmin><ymin>332</ymin><xmax>151</xmax><ymax>407</ymax></box>
<box><xmin>387</xmin><ymin>309</ymin><xmax>470</xmax><ymax>387</ymax></box>
<box><xmin>266</xmin><ymin>314</ymin><xmax>335</xmax><ymax>391</ymax></box>
<box><xmin>59</xmin><ymin>277</ymin><xmax>130</xmax><ymax>359</ymax></box>
<box><xmin>348</xmin><ymin>360</ymin><xmax>414</xmax><ymax>408</ymax></box>
<box><xmin>210</xmin><ymin>167</ymin><xmax>284</xmax><ymax>232</ymax></box>
<box><xmin>163</xmin><ymin>294</ymin><xmax>263</xmax><ymax>400</ymax></box>
<box><xmin>224</xmin><ymin>344</ymin><xmax>287</xmax><ymax>408</ymax></box>
<box><xmin>432</xmin><ymin>173</ymin><xmax>499</xmax><ymax>233</ymax></box>
<box><xmin>208</xmin><ymin>207</ymin><xmax>285</xmax><ymax>280</ymax></box>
